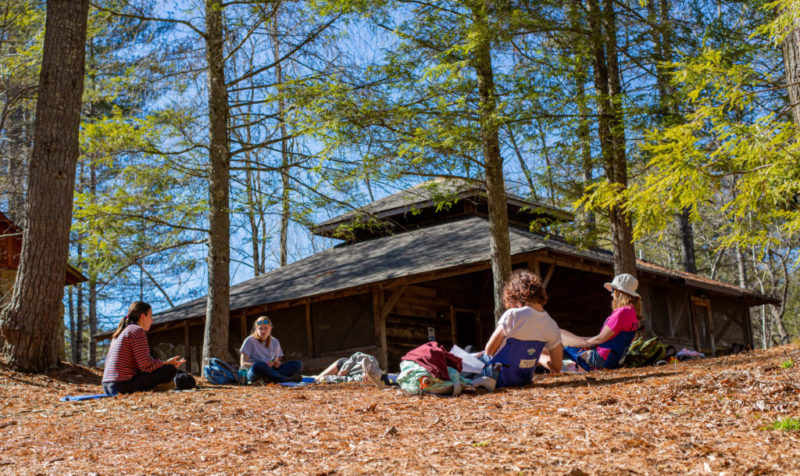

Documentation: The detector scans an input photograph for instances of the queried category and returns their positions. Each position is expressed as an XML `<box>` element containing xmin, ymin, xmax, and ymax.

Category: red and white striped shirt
<box><xmin>102</xmin><ymin>324</ymin><xmax>164</xmax><ymax>383</ymax></box>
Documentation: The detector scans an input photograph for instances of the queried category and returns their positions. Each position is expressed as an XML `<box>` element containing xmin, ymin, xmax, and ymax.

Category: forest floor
<box><xmin>1</xmin><ymin>344</ymin><xmax>800</xmax><ymax>475</ymax></box>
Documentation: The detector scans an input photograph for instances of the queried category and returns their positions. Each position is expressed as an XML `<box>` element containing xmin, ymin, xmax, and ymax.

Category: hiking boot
<box><xmin>361</xmin><ymin>360</ymin><xmax>384</xmax><ymax>388</ymax></box>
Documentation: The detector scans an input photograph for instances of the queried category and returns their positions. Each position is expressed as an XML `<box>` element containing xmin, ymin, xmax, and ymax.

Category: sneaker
<box><xmin>470</xmin><ymin>376</ymin><xmax>497</xmax><ymax>392</ymax></box>
<box><xmin>361</xmin><ymin>360</ymin><xmax>384</xmax><ymax>388</ymax></box>
<box><xmin>284</xmin><ymin>374</ymin><xmax>303</xmax><ymax>383</ymax></box>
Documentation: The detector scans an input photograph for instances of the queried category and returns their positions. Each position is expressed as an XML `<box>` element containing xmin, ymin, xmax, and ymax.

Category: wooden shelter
<box><xmin>95</xmin><ymin>181</ymin><xmax>776</xmax><ymax>374</ymax></box>
<box><xmin>0</xmin><ymin>211</ymin><xmax>87</xmax><ymax>303</ymax></box>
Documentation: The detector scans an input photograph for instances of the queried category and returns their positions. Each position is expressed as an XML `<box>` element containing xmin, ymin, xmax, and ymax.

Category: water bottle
<box><xmin>238</xmin><ymin>368</ymin><xmax>248</xmax><ymax>384</ymax></box>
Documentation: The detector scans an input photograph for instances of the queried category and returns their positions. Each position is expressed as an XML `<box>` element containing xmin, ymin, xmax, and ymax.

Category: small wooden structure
<box><xmin>0</xmin><ymin>211</ymin><xmax>87</xmax><ymax>303</ymax></box>
<box><xmin>95</xmin><ymin>181</ymin><xmax>776</xmax><ymax>374</ymax></box>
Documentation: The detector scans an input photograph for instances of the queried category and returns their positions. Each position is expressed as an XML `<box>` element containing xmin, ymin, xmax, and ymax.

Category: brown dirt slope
<box><xmin>1</xmin><ymin>344</ymin><xmax>799</xmax><ymax>475</ymax></box>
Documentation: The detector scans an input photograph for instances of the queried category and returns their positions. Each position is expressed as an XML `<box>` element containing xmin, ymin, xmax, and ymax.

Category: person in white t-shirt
<box><xmin>481</xmin><ymin>269</ymin><xmax>563</xmax><ymax>373</ymax></box>
<box><xmin>240</xmin><ymin>316</ymin><xmax>303</xmax><ymax>383</ymax></box>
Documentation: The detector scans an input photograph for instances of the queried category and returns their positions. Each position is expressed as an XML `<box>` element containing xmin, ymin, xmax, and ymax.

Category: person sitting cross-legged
<box><xmin>102</xmin><ymin>301</ymin><xmax>186</xmax><ymax>396</ymax></box>
<box><xmin>240</xmin><ymin>316</ymin><xmax>303</xmax><ymax>383</ymax></box>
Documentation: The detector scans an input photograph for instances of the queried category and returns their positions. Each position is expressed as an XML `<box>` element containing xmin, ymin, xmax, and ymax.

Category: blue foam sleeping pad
<box><xmin>60</xmin><ymin>394</ymin><xmax>113</xmax><ymax>402</ymax></box>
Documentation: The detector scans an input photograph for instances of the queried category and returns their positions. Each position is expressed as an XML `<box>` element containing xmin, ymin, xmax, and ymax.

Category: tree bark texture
<box><xmin>472</xmin><ymin>7</ymin><xmax>512</xmax><ymax>322</ymax></box>
<box><xmin>202</xmin><ymin>0</ymin><xmax>231</xmax><ymax>366</ymax></box>
<box><xmin>68</xmin><ymin>287</ymin><xmax>76</xmax><ymax>363</ymax></box>
<box><xmin>677</xmin><ymin>208</ymin><xmax>696</xmax><ymax>273</ymax></box>
<box><xmin>88</xmin><ymin>162</ymin><xmax>97</xmax><ymax>366</ymax></box>
<box><xmin>0</xmin><ymin>0</ymin><xmax>89</xmax><ymax>371</ymax></box>
<box><xmin>589</xmin><ymin>0</ymin><xmax>637</xmax><ymax>276</ymax></box>
<box><xmin>782</xmin><ymin>26</ymin><xmax>800</xmax><ymax>130</ymax></box>
<box><xmin>272</xmin><ymin>16</ymin><xmax>291</xmax><ymax>268</ymax></box>
<box><xmin>75</xmin><ymin>244</ymin><xmax>83</xmax><ymax>364</ymax></box>
<box><xmin>649</xmin><ymin>0</ymin><xmax>697</xmax><ymax>273</ymax></box>
<box><xmin>88</xmin><ymin>280</ymin><xmax>97</xmax><ymax>366</ymax></box>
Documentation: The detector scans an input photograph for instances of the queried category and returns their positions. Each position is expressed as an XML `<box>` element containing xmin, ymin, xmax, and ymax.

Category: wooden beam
<box><xmin>305</xmin><ymin>300</ymin><xmax>314</xmax><ymax>358</ymax></box>
<box><xmin>542</xmin><ymin>263</ymin><xmax>556</xmax><ymax>288</ymax></box>
<box><xmin>381</xmin><ymin>280</ymin><xmax>409</xmax><ymax>321</ymax></box>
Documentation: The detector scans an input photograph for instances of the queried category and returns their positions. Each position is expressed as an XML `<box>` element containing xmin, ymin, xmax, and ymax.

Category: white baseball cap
<box><xmin>604</xmin><ymin>273</ymin><xmax>640</xmax><ymax>298</ymax></box>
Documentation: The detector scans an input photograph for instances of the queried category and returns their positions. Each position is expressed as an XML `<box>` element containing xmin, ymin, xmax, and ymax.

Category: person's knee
<box><xmin>162</xmin><ymin>364</ymin><xmax>177</xmax><ymax>379</ymax></box>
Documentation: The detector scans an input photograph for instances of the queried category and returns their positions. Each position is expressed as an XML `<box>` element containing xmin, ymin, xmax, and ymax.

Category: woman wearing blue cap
<box><xmin>560</xmin><ymin>273</ymin><xmax>641</xmax><ymax>371</ymax></box>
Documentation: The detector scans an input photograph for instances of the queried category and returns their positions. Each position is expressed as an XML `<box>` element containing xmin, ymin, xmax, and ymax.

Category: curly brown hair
<box><xmin>502</xmin><ymin>269</ymin><xmax>547</xmax><ymax>309</ymax></box>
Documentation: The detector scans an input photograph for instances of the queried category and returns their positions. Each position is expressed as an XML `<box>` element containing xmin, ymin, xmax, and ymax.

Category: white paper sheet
<box><xmin>450</xmin><ymin>345</ymin><xmax>485</xmax><ymax>374</ymax></box>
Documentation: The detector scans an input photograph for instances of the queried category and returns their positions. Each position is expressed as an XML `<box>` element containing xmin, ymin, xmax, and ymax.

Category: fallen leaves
<box><xmin>1</xmin><ymin>344</ymin><xmax>799</xmax><ymax>474</ymax></box>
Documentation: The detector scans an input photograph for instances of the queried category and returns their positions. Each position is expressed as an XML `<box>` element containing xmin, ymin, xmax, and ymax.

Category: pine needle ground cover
<box><xmin>1</xmin><ymin>345</ymin><xmax>799</xmax><ymax>475</ymax></box>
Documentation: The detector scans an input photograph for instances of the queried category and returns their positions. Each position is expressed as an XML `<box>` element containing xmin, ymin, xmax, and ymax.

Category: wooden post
<box><xmin>704</xmin><ymin>301</ymin><xmax>716</xmax><ymax>357</ymax></box>
<box><xmin>240</xmin><ymin>312</ymin><xmax>247</xmax><ymax>341</ymax></box>
<box><xmin>372</xmin><ymin>285</ymin><xmax>386</xmax><ymax>369</ymax></box>
<box><xmin>377</xmin><ymin>281</ymin><xmax>408</xmax><ymax>369</ymax></box>
<box><xmin>183</xmin><ymin>321</ymin><xmax>191</xmax><ymax>374</ymax></box>
<box><xmin>305</xmin><ymin>300</ymin><xmax>314</xmax><ymax>358</ymax></box>
<box><xmin>450</xmin><ymin>305</ymin><xmax>457</xmax><ymax>345</ymax></box>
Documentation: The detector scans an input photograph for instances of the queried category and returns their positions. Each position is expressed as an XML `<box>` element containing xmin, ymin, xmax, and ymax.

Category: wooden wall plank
<box><xmin>305</xmin><ymin>300</ymin><xmax>314</xmax><ymax>358</ymax></box>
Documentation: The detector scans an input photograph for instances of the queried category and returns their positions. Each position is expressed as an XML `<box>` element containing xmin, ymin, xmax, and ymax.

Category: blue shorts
<box><xmin>564</xmin><ymin>346</ymin><xmax>606</xmax><ymax>370</ymax></box>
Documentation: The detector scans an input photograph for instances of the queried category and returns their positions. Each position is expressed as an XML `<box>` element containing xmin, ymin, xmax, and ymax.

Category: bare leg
<box><xmin>560</xmin><ymin>329</ymin><xmax>590</xmax><ymax>348</ymax></box>
<box><xmin>314</xmin><ymin>360</ymin><xmax>341</xmax><ymax>382</ymax></box>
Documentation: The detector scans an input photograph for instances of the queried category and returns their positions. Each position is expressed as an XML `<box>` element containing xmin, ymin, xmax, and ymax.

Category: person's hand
<box><xmin>165</xmin><ymin>356</ymin><xmax>186</xmax><ymax>368</ymax></box>
<box><xmin>271</xmin><ymin>359</ymin><xmax>281</xmax><ymax>368</ymax></box>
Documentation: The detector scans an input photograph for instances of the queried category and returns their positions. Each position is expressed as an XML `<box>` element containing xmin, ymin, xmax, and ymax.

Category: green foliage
<box><xmin>611</xmin><ymin>45</ymin><xmax>800</xmax><ymax>252</ymax></box>
<box><xmin>780</xmin><ymin>359</ymin><xmax>793</xmax><ymax>369</ymax></box>
<box><xmin>762</xmin><ymin>417</ymin><xmax>800</xmax><ymax>431</ymax></box>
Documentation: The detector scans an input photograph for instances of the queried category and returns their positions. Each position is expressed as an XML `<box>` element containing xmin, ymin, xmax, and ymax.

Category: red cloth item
<box><xmin>401</xmin><ymin>342</ymin><xmax>462</xmax><ymax>379</ymax></box>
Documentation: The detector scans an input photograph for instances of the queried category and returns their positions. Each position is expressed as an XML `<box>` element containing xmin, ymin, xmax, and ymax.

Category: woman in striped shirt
<box><xmin>102</xmin><ymin>301</ymin><xmax>186</xmax><ymax>395</ymax></box>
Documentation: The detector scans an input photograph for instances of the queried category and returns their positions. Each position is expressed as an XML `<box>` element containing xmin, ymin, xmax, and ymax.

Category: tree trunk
<box><xmin>272</xmin><ymin>16</ymin><xmax>291</xmax><ymax>268</ymax></box>
<box><xmin>781</xmin><ymin>27</ymin><xmax>800</xmax><ymax>130</ymax></box>
<box><xmin>568</xmin><ymin>0</ymin><xmax>596</xmax><ymax>245</ymax></box>
<box><xmin>69</xmin><ymin>286</ymin><xmax>76</xmax><ymax>363</ymax></box>
<box><xmin>88</xmin><ymin>280</ymin><xmax>97</xmax><ymax>366</ymax></box>
<box><xmin>75</xmin><ymin>244</ymin><xmax>83</xmax><ymax>364</ymax></box>
<box><xmin>88</xmin><ymin>161</ymin><xmax>97</xmax><ymax>367</ymax></box>
<box><xmin>734</xmin><ymin>245</ymin><xmax>748</xmax><ymax>288</ymax></box>
<box><xmin>472</xmin><ymin>7</ymin><xmax>512</xmax><ymax>321</ymax></box>
<box><xmin>603</xmin><ymin>0</ymin><xmax>636</xmax><ymax>276</ymax></box>
<box><xmin>245</xmin><ymin>166</ymin><xmax>261</xmax><ymax>276</ymax></box>
<box><xmin>677</xmin><ymin>208</ymin><xmax>696</xmax><ymax>273</ymax></box>
<box><xmin>0</xmin><ymin>0</ymin><xmax>89</xmax><ymax>371</ymax></box>
<box><xmin>587</xmin><ymin>0</ymin><xmax>636</xmax><ymax>276</ymax></box>
<box><xmin>649</xmin><ymin>0</ymin><xmax>697</xmax><ymax>273</ymax></box>
<box><xmin>202</xmin><ymin>0</ymin><xmax>231</xmax><ymax>366</ymax></box>
<box><xmin>576</xmin><ymin>58</ymin><xmax>596</xmax><ymax>243</ymax></box>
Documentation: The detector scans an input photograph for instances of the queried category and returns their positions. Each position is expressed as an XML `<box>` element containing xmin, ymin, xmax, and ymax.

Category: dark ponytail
<box><xmin>111</xmin><ymin>301</ymin><xmax>152</xmax><ymax>339</ymax></box>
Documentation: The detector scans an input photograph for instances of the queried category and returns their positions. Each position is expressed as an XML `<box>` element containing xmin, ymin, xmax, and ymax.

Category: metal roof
<box><xmin>95</xmin><ymin>215</ymin><xmax>775</xmax><ymax>339</ymax></box>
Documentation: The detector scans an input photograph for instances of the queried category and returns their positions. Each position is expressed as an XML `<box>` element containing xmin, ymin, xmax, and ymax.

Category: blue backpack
<box><xmin>203</xmin><ymin>358</ymin><xmax>239</xmax><ymax>385</ymax></box>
